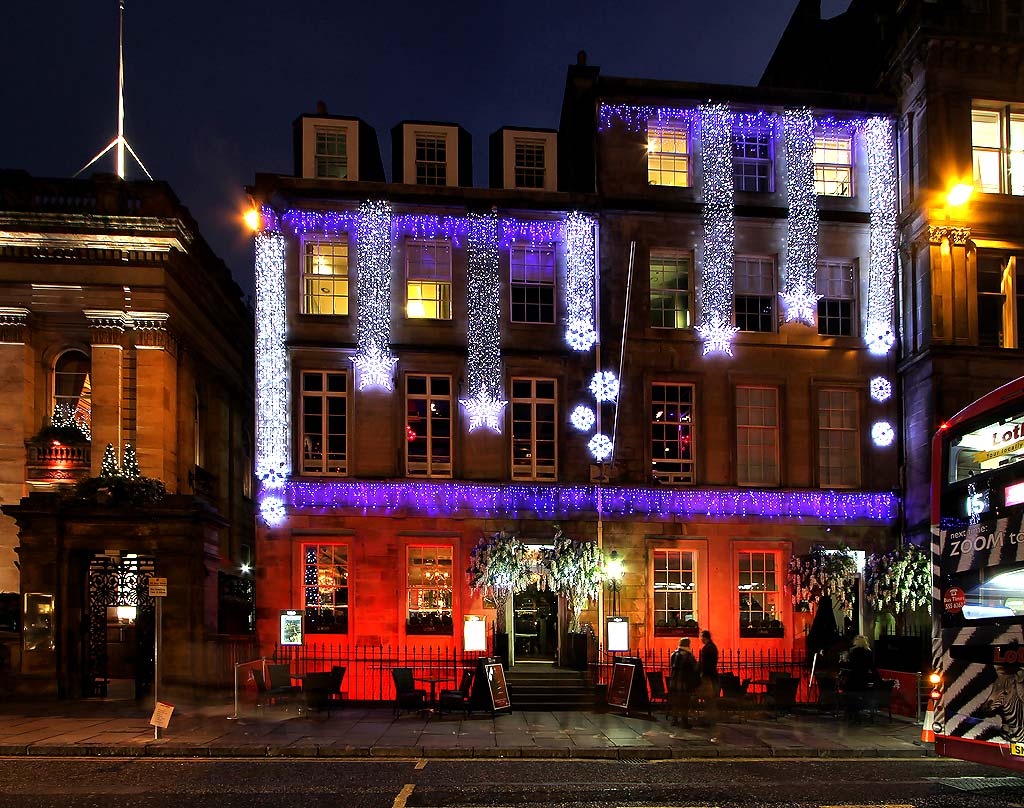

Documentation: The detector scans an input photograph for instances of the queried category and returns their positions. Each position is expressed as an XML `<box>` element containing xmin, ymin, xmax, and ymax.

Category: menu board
<box><xmin>485</xmin><ymin>662</ymin><xmax>510</xmax><ymax>710</ymax></box>
<box><xmin>470</xmin><ymin>656</ymin><xmax>511</xmax><ymax>714</ymax></box>
<box><xmin>607</xmin><ymin>662</ymin><xmax>635</xmax><ymax>709</ymax></box>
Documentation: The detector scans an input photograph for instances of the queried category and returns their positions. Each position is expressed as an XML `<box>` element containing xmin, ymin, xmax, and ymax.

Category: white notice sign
<box><xmin>149</xmin><ymin>701</ymin><xmax>174</xmax><ymax>728</ymax></box>
<box><xmin>148</xmin><ymin>578</ymin><xmax>167</xmax><ymax>597</ymax></box>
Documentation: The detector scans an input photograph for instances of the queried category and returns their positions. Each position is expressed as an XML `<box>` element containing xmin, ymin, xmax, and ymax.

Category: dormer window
<box><xmin>315</xmin><ymin>128</ymin><xmax>348</xmax><ymax>179</ymax></box>
<box><xmin>415</xmin><ymin>133</ymin><xmax>448</xmax><ymax>186</ymax></box>
<box><xmin>514</xmin><ymin>139</ymin><xmax>546</xmax><ymax>188</ymax></box>
<box><xmin>297</xmin><ymin>116</ymin><xmax>360</xmax><ymax>181</ymax></box>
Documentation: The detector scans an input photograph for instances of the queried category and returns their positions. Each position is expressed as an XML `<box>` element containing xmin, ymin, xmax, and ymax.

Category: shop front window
<box><xmin>407</xmin><ymin>546</ymin><xmax>453</xmax><ymax>635</ymax></box>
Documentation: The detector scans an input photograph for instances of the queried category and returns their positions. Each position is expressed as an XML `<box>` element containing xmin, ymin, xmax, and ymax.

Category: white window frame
<box><xmin>406</xmin><ymin>545</ymin><xmax>454</xmax><ymax>634</ymax></box>
<box><xmin>300</xmin><ymin>370</ymin><xmax>349</xmax><ymax>476</ymax></box>
<box><xmin>314</xmin><ymin>128</ymin><xmax>348</xmax><ymax>180</ymax></box>
<box><xmin>301</xmin><ymin>236</ymin><xmax>350</xmax><ymax>316</ymax></box>
<box><xmin>513</xmin><ymin>138</ymin><xmax>546</xmax><ymax>189</ymax></box>
<box><xmin>405</xmin><ymin>374</ymin><xmax>453</xmax><ymax>478</ymax></box>
<box><xmin>510</xmin><ymin>242</ymin><xmax>556</xmax><ymax>324</ymax></box>
<box><xmin>299</xmin><ymin>118</ymin><xmax>359</xmax><ymax>181</ymax></box>
<box><xmin>510</xmin><ymin>377</ymin><xmax>557</xmax><ymax>481</ymax></box>
<box><xmin>651</xmin><ymin>382</ymin><xmax>696</xmax><ymax>484</ymax></box>
<box><xmin>972</xmin><ymin>105</ymin><xmax>1024</xmax><ymax>196</ymax></box>
<box><xmin>653</xmin><ymin>549</ymin><xmax>698</xmax><ymax>632</ymax></box>
<box><xmin>733</xmin><ymin>255</ymin><xmax>777</xmax><ymax>333</ymax></box>
<box><xmin>732</xmin><ymin>131</ymin><xmax>774</xmax><ymax>193</ymax></box>
<box><xmin>405</xmin><ymin>239</ymin><xmax>452</xmax><ymax>320</ymax></box>
<box><xmin>647</xmin><ymin>121</ymin><xmax>691</xmax><ymax>187</ymax></box>
<box><xmin>649</xmin><ymin>250</ymin><xmax>693</xmax><ymax>329</ymax></box>
<box><xmin>52</xmin><ymin>348</ymin><xmax>92</xmax><ymax>432</ymax></box>
<box><xmin>813</xmin><ymin>133</ymin><xmax>854</xmax><ymax>197</ymax></box>
<box><xmin>817</xmin><ymin>387</ymin><xmax>860</xmax><ymax>488</ymax></box>
<box><xmin>816</xmin><ymin>259</ymin><xmax>858</xmax><ymax>337</ymax></box>
<box><xmin>738</xmin><ymin>550</ymin><xmax>782</xmax><ymax>635</ymax></box>
<box><xmin>303</xmin><ymin>543</ymin><xmax>350</xmax><ymax>634</ymax></box>
<box><xmin>736</xmin><ymin>386</ymin><xmax>780</xmax><ymax>487</ymax></box>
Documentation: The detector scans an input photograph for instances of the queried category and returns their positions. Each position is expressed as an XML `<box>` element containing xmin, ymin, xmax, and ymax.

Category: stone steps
<box><xmin>505</xmin><ymin>664</ymin><xmax>595</xmax><ymax>710</ymax></box>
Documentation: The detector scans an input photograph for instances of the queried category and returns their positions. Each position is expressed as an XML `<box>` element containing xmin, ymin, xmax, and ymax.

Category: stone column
<box><xmin>133</xmin><ymin>313</ymin><xmax>178</xmax><ymax>489</ymax></box>
<box><xmin>0</xmin><ymin>308</ymin><xmax>31</xmax><ymax>593</ymax></box>
<box><xmin>84</xmin><ymin>311</ymin><xmax>128</xmax><ymax>476</ymax></box>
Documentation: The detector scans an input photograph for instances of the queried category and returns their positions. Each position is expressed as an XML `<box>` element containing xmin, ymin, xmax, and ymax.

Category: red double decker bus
<box><xmin>931</xmin><ymin>376</ymin><xmax>1024</xmax><ymax>770</ymax></box>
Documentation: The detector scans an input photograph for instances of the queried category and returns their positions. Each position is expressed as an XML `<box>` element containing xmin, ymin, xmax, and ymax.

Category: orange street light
<box><xmin>947</xmin><ymin>183</ymin><xmax>974</xmax><ymax>207</ymax></box>
<box><xmin>243</xmin><ymin>208</ymin><xmax>261</xmax><ymax>232</ymax></box>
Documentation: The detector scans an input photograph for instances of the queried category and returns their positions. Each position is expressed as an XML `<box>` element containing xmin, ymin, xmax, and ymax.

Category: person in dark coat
<box><xmin>699</xmin><ymin>629</ymin><xmax>720</xmax><ymax>739</ymax></box>
<box><xmin>841</xmin><ymin>635</ymin><xmax>880</xmax><ymax>721</ymax></box>
<box><xmin>669</xmin><ymin>637</ymin><xmax>699</xmax><ymax>728</ymax></box>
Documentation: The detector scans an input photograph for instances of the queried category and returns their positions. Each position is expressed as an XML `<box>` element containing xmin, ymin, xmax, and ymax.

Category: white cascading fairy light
<box><xmin>564</xmin><ymin>211</ymin><xmax>597</xmax><ymax>351</ymax></box>
<box><xmin>779</xmin><ymin>108</ymin><xmax>821</xmax><ymax>325</ymax></box>
<box><xmin>460</xmin><ymin>210</ymin><xmax>506</xmax><ymax>432</ymax></box>
<box><xmin>254</xmin><ymin>207</ymin><xmax>289</xmax><ymax>490</ymax></box>
<box><xmin>695</xmin><ymin>104</ymin><xmax>738</xmax><ymax>356</ymax></box>
<box><xmin>864</xmin><ymin>116</ymin><xmax>898</xmax><ymax>356</ymax></box>
<box><xmin>351</xmin><ymin>200</ymin><xmax>398</xmax><ymax>390</ymax></box>
<box><xmin>570</xmin><ymin>404</ymin><xmax>596</xmax><ymax>431</ymax></box>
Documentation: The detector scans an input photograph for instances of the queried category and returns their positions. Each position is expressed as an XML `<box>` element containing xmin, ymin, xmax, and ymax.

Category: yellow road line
<box><xmin>414</xmin><ymin>759</ymin><xmax>427</xmax><ymax>770</ymax></box>
<box><xmin>392</xmin><ymin>783</ymin><xmax>415</xmax><ymax>808</ymax></box>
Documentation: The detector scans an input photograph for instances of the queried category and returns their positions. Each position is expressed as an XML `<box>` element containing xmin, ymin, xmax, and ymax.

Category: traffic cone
<box><xmin>922</xmin><ymin>699</ymin><xmax>936</xmax><ymax>743</ymax></box>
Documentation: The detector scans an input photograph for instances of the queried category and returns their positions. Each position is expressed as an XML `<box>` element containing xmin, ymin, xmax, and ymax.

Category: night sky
<box><xmin>1</xmin><ymin>0</ymin><xmax>851</xmax><ymax>299</ymax></box>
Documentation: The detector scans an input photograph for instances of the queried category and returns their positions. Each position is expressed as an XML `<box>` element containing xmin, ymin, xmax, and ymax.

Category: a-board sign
<box><xmin>149</xmin><ymin>701</ymin><xmax>174</xmax><ymax>728</ymax></box>
<box><xmin>148</xmin><ymin>578</ymin><xmax>167</xmax><ymax>597</ymax></box>
<box><xmin>607</xmin><ymin>661</ymin><xmax>635</xmax><ymax>709</ymax></box>
<box><xmin>280</xmin><ymin>610</ymin><xmax>303</xmax><ymax>646</ymax></box>
<box><xmin>469</xmin><ymin>656</ymin><xmax>511</xmax><ymax>714</ymax></box>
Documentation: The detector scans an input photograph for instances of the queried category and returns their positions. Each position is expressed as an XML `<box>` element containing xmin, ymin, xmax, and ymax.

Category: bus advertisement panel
<box><xmin>932</xmin><ymin>378</ymin><xmax>1024</xmax><ymax>770</ymax></box>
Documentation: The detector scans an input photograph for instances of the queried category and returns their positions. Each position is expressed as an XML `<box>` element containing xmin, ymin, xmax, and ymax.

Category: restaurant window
<box><xmin>647</xmin><ymin>122</ymin><xmax>690</xmax><ymax>187</ymax></box>
<box><xmin>733</xmin><ymin>131</ymin><xmax>773</xmax><ymax>192</ymax></box>
<box><xmin>816</xmin><ymin>259</ymin><xmax>857</xmax><ymax>337</ymax></box>
<box><xmin>977</xmin><ymin>252</ymin><xmax>1024</xmax><ymax>348</ymax></box>
<box><xmin>738</xmin><ymin>550</ymin><xmax>783</xmax><ymax>637</ymax></box>
<box><xmin>514</xmin><ymin>138</ymin><xmax>546</xmax><ymax>189</ymax></box>
<box><xmin>736</xmin><ymin>386</ymin><xmax>780</xmax><ymax>487</ymax></box>
<box><xmin>813</xmin><ymin>134</ymin><xmax>854</xmax><ymax>196</ymax></box>
<box><xmin>52</xmin><ymin>349</ymin><xmax>91</xmax><ymax>432</ymax></box>
<box><xmin>651</xmin><ymin>382</ymin><xmax>695</xmax><ymax>484</ymax></box>
<box><xmin>406</xmin><ymin>374</ymin><xmax>452</xmax><ymax>478</ymax></box>
<box><xmin>818</xmin><ymin>387</ymin><xmax>860</xmax><ymax>488</ymax></box>
<box><xmin>653</xmin><ymin>549</ymin><xmax>698</xmax><ymax>636</ymax></box>
<box><xmin>302</xmin><ymin>238</ymin><xmax>349</xmax><ymax>316</ymax></box>
<box><xmin>415</xmin><ymin>133</ymin><xmax>447</xmax><ymax>186</ymax></box>
<box><xmin>649</xmin><ymin>251</ymin><xmax>692</xmax><ymax>329</ymax></box>
<box><xmin>406</xmin><ymin>239</ymin><xmax>452</xmax><ymax>320</ymax></box>
<box><xmin>407</xmin><ymin>546</ymin><xmax>453</xmax><ymax>635</ymax></box>
<box><xmin>314</xmin><ymin>128</ymin><xmax>347</xmax><ymax>179</ymax></box>
<box><xmin>511</xmin><ymin>377</ymin><xmax>556</xmax><ymax>481</ymax></box>
<box><xmin>300</xmin><ymin>370</ymin><xmax>348</xmax><ymax>475</ymax></box>
<box><xmin>972</xmin><ymin>105</ymin><xmax>1024</xmax><ymax>195</ymax></box>
<box><xmin>303</xmin><ymin>544</ymin><xmax>349</xmax><ymax>634</ymax></box>
<box><xmin>510</xmin><ymin>243</ymin><xmax>556</xmax><ymax>324</ymax></box>
<box><xmin>734</xmin><ymin>256</ymin><xmax>776</xmax><ymax>333</ymax></box>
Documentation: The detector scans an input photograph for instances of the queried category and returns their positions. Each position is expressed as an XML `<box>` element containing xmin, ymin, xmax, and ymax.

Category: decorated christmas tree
<box><xmin>121</xmin><ymin>443</ymin><xmax>141</xmax><ymax>479</ymax></box>
<box><xmin>49</xmin><ymin>403</ymin><xmax>91</xmax><ymax>441</ymax></box>
<box><xmin>100</xmin><ymin>443</ymin><xmax>120</xmax><ymax>478</ymax></box>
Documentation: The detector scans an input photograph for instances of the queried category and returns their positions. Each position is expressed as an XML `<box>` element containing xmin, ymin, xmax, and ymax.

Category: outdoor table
<box><xmin>414</xmin><ymin>675</ymin><xmax>451</xmax><ymax>705</ymax></box>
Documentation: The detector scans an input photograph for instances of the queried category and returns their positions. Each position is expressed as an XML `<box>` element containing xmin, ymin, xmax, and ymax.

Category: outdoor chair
<box><xmin>646</xmin><ymin>671</ymin><xmax>669</xmax><ymax>710</ymax></box>
<box><xmin>392</xmin><ymin>667</ymin><xmax>427</xmax><ymax>717</ymax></box>
<box><xmin>253</xmin><ymin>668</ymin><xmax>300</xmax><ymax>712</ymax></box>
<box><xmin>718</xmin><ymin>673</ymin><xmax>753</xmax><ymax>721</ymax></box>
<box><xmin>765</xmin><ymin>675</ymin><xmax>799</xmax><ymax>718</ymax></box>
<box><xmin>267</xmin><ymin>664</ymin><xmax>301</xmax><ymax>697</ymax></box>
<box><xmin>439</xmin><ymin>670</ymin><xmax>473</xmax><ymax>717</ymax></box>
<box><xmin>302</xmin><ymin>671</ymin><xmax>336</xmax><ymax>716</ymax></box>
<box><xmin>329</xmin><ymin>666</ymin><xmax>347</xmax><ymax>709</ymax></box>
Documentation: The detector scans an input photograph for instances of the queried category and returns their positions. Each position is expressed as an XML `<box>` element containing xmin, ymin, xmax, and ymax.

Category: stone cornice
<box><xmin>926</xmin><ymin>225</ymin><xmax>971</xmax><ymax>245</ymax></box>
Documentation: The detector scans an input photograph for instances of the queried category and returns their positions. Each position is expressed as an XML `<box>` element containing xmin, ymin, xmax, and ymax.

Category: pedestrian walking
<box><xmin>699</xmin><ymin>629</ymin><xmax>720</xmax><ymax>741</ymax></box>
<box><xmin>668</xmin><ymin>637</ymin><xmax>699</xmax><ymax>728</ymax></box>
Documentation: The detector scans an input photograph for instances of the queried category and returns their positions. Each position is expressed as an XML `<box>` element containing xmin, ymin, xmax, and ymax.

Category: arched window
<box><xmin>53</xmin><ymin>350</ymin><xmax>91</xmax><ymax>430</ymax></box>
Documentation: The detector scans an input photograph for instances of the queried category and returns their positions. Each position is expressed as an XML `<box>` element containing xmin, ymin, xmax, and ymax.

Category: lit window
<box><xmin>300</xmin><ymin>371</ymin><xmax>348</xmax><ymax>475</ymax></box>
<box><xmin>813</xmin><ymin>134</ymin><xmax>854</xmax><ymax>196</ymax></box>
<box><xmin>977</xmin><ymin>251</ymin><xmax>1024</xmax><ymax>348</ymax></box>
<box><xmin>734</xmin><ymin>256</ymin><xmax>776</xmax><ymax>333</ymax></box>
<box><xmin>972</xmin><ymin>106</ymin><xmax>1024</xmax><ymax>195</ymax></box>
<box><xmin>406</xmin><ymin>240</ymin><xmax>452</xmax><ymax>320</ymax></box>
<box><xmin>738</xmin><ymin>551</ymin><xmax>782</xmax><ymax>637</ymax></box>
<box><xmin>647</xmin><ymin>122</ymin><xmax>690</xmax><ymax>187</ymax></box>
<box><xmin>302</xmin><ymin>238</ymin><xmax>349</xmax><ymax>315</ymax></box>
<box><xmin>733</xmin><ymin>132</ymin><xmax>773</xmax><ymax>192</ymax></box>
<box><xmin>510</xmin><ymin>243</ymin><xmax>556</xmax><ymax>324</ymax></box>
<box><xmin>511</xmin><ymin>378</ymin><xmax>557</xmax><ymax>481</ymax></box>
<box><xmin>314</xmin><ymin>129</ymin><xmax>347</xmax><ymax>180</ymax></box>
<box><xmin>53</xmin><ymin>349</ymin><xmax>91</xmax><ymax>432</ymax></box>
<box><xmin>651</xmin><ymin>382</ymin><xmax>695</xmax><ymax>484</ymax></box>
<box><xmin>406</xmin><ymin>374</ymin><xmax>452</xmax><ymax>478</ymax></box>
<box><xmin>818</xmin><ymin>387</ymin><xmax>860</xmax><ymax>488</ymax></box>
<box><xmin>303</xmin><ymin>544</ymin><xmax>349</xmax><ymax>634</ymax></box>
<box><xmin>415</xmin><ymin>134</ymin><xmax>447</xmax><ymax>186</ymax></box>
<box><xmin>736</xmin><ymin>386</ymin><xmax>780</xmax><ymax>487</ymax></box>
<box><xmin>816</xmin><ymin>259</ymin><xmax>857</xmax><ymax>337</ymax></box>
<box><xmin>649</xmin><ymin>251</ymin><xmax>692</xmax><ymax>329</ymax></box>
<box><xmin>653</xmin><ymin>549</ymin><xmax>698</xmax><ymax>635</ymax></box>
<box><xmin>514</xmin><ymin>139</ymin><xmax>546</xmax><ymax>188</ymax></box>
<box><xmin>407</xmin><ymin>546</ymin><xmax>453</xmax><ymax>635</ymax></box>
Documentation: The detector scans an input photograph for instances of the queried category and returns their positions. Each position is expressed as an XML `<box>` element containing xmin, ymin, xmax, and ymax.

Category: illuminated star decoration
<box><xmin>870</xmin><ymin>376</ymin><xmax>892</xmax><ymax>403</ymax></box>
<box><xmin>780</xmin><ymin>108</ymin><xmax>820</xmax><ymax>326</ymax></box>
<box><xmin>589</xmin><ymin>371</ymin><xmax>619</xmax><ymax>403</ymax></box>
<box><xmin>260</xmin><ymin>495</ymin><xmax>287</xmax><ymax>527</ymax></box>
<box><xmin>864</xmin><ymin>116</ymin><xmax>898</xmax><ymax>356</ymax></box>
<box><xmin>570</xmin><ymin>404</ymin><xmax>596</xmax><ymax>431</ymax></box>
<box><xmin>460</xmin><ymin>210</ymin><xmax>507</xmax><ymax>432</ymax></box>
<box><xmin>352</xmin><ymin>200</ymin><xmax>398</xmax><ymax>390</ymax></box>
<box><xmin>697</xmin><ymin>104</ymin><xmax>737</xmax><ymax>356</ymax></box>
<box><xmin>564</xmin><ymin>212</ymin><xmax>597</xmax><ymax>352</ymax></box>
<box><xmin>871</xmin><ymin>421</ymin><xmax>895</xmax><ymax>448</ymax></box>
<box><xmin>588</xmin><ymin>433</ymin><xmax>613</xmax><ymax>462</ymax></box>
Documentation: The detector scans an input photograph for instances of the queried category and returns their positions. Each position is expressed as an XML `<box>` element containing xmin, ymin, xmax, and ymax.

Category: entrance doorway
<box><xmin>513</xmin><ymin>583</ymin><xmax>557</xmax><ymax>662</ymax></box>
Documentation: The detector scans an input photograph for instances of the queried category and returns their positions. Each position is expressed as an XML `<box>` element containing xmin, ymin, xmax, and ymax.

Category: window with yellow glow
<box><xmin>302</xmin><ymin>238</ymin><xmax>349</xmax><ymax>315</ymax></box>
<box><xmin>407</xmin><ymin>546</ymin><xmax>453</xmax><ymax>634</ymax></box>
<box><xmin>813</xmin><ymin>134</ymin><xmax>853</xmax><ymax>196</ymax></box>
<box><xmin>653</xmin><ymin>549</ymin><xmax>698</xmax><ymax>634</ymax></box>
<box><xmin>972</xmin><ymin>106</ymin><xmax>1024</xmax><ymax>195</ymax></box>
<box><xmin>738</xmin><ymin>550</ymin><xmax>782</xmax><ymax>637</ymax></box>
<box><xmin>647</xmin><ymin>122</ymin><xmax>690</xmax><ymax>187</ymax></box>
<box><xmin>406</xmin><ymin>239</ymin><xmax>452</xmax><ymax>319</ymax></box>
<box><xmin>649</xmin><ymin>251</ymin><xmax>692</xmax><ymax>329</ymax></box>
<box><xmin>303</xmin><ymin>544</ymin><xmax>349</xmax><ymax>634</ymax></box>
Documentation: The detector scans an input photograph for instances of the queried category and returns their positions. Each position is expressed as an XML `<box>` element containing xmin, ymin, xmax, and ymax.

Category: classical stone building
<box><xmin>0</xmin><ymin>171</ymin><xmax>254</xmax><ymax>697</ymax></box>
<box><xmin>249</xmin><ymin>65</ymin><xmax>900</xmax><ymax>683</ymax></box>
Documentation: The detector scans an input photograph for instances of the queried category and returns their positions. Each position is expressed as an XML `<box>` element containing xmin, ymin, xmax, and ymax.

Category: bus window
<box><xmin>957</xmin><ymin>567</ymin><xmax>1024</xmax><ymax>621</ymax></box>
<box><xmin>948</xmin><ymin>414</ymin><xmax>1024</xmax><ymax>483</ymax></box>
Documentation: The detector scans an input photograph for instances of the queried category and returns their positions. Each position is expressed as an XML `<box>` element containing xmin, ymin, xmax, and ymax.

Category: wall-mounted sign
<box><xmin>464</xmin><ymin>615</ymin><xmax>486</xmax><ymax>652</ymax></box>
<box><xmin>148</xmin><ymin>578</ymin><xmax>168</xmax><ymax>597</ymax></box>
<box><xmin>943</xmin><ymin>587</ymin><xmax>966</xmax><ymax>613</ymax></box>
<box><xmin>607</xmin><ymin>616</ymin><xmax>629</xmax><ymax>652</ymax></box>
<box><xmin>280</xmin><ymin>610</ymin><xmax>303</xmax><ymax>646</ymax></box>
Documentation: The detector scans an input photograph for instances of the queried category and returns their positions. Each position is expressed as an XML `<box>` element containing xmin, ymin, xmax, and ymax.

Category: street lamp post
<box><xmin>606</xmin><ymin>550</ymin><xmax>624</xmax><ymax>616</ymax></box>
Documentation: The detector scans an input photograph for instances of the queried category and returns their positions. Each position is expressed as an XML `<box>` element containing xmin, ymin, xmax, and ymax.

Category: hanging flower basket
<box><xmin>466</xmin><ymin>530</ymin><xmax>533</xmax><ymax>633</ymax></box>
<box><xmin>544</xmin><ymin>526</ymin><xmax>605</xmax><ymax>634</ymax></box>
<box><xmin>787</xmin><ymin>545</ymin><xmax>858</xmax><ymax>616</ymax></box>
<box><xmin>864</xmin><ymin>543</ymin><xmax>930</xmax><ymax>615</ymax></box>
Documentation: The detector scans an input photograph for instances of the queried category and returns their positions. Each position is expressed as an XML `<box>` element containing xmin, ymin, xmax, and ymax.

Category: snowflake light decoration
<box><xmin>260</xmin><ymin>495</ymin><xmax>287</xmax><ymax>527</ymax></box>
<box><xmin>565</xmin><ymin>317</ymin><xmax>598</xmax><ymax>352</ymax></box>
<box><xmin>352</xmin><ymin>347</ymin><xmax>399</xmax><ymax>391</ymax></box>
<box><xmin>570</xmin><ymin>404</ymin><xmax>596</xmax><ymax>431</ymax></box>
<box><xmin>865</xmin><ymin>322</ymin><xmax>896</xmax><ymax>356</ymax></box>
<box><xmin>871</xmin><ymin>421</ymin><xmax>895</xmax><ymax>447</ymax></box>
<box><xmin>589</xmin><ymin>371</ymin><xmax>619</xmax><ymax>403</ymax></box>
<box><xmin>779</xmin><ymin>290</ymin><xmax>821</xmax><ymax>325</ymax></box>
<box><xmin>696</xmin><ymin>318</ymin><xmax>740</xmax><ymax>357</ymax></box>
<box><xmin>588</xmin><ymin>433</ymin><xmax>613</xmax><ymax>462</ymax></box>
<box><xmin>870</xmin><ymin>377</ymin><xmax>892</xmax><ymax>403</ymax></box>
<box><xmin>460</xmin><ymin>391</ymin><xmax>508</xmax><ymax>433</ymax></box>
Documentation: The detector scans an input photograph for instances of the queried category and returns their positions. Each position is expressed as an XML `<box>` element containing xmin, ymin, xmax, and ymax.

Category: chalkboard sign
<box><xmin>470</xmin><ymin>656</ymin><xmax>511</xmax><ymax>714</ymax></box>
<box><xmin>607</xmin><ymin>656</ymin><xmax>651</xmax><ymax>715</ymax></box>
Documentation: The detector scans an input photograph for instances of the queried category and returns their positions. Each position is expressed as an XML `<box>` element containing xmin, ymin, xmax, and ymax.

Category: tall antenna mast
<box><xmin>75</xmin><ymin>0</ymin><xmax>152</xmax><ymax>180</ymax></box>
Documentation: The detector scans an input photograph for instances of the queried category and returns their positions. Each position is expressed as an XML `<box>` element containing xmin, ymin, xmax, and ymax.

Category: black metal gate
<box><xmin>85</xmin><ymin>554</ymin><xmax>155</xmax><ymax>698</ymax></box>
